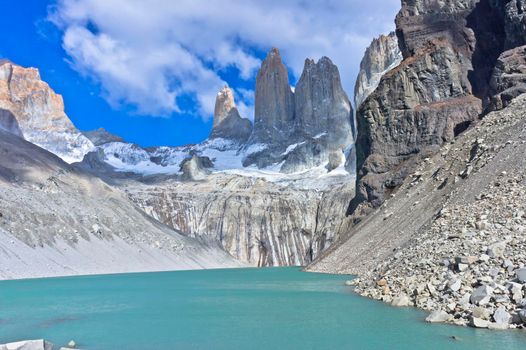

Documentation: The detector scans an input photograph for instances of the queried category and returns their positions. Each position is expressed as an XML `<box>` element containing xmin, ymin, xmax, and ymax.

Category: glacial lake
<box><xmin>0</xmin><ymin>267</ymin><xmax>525</xmax><ymax>350</ymax></box>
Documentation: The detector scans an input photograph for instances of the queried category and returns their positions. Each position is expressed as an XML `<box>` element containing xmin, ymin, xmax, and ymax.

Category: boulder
<box><xmin>472</xmin><ymin>306</ymin><xmax>491</xmax><ymax>320</ymax></box>
<box><xmin>391</xmin><ymin>294</ymin><xmax>411</xmax><ymax>307</ymax></box>
<box><xmin>425</xmin><ymin>310</ymin><xmax>452</xmax><ymax>323</ymax></box>
<box><xmin>179</xmin><ymin>155</ymin><xmax>214</xmax><ymax>181</ymax></box>
<box><xmin>470</xmin><ymin>285</ymin><xmax>493</xmax><ymax>305</ymax></box>
<box><xmin>0</xmin><ymin>340</ymin><xmax>53</xmax><ymax>350</ymax></box>
<box><xmin>519</xmin><ymin>309</ymin><xmax>526</xmax><ymax>323</ymax></box>
<box><xmin>486</xmin><ymin>241</ymin><xmax>506</xmax><ymax>258</ymax></box>
<box><xmin>470</xmin><ymin>317</ymin><xmax>490</xmax><ymax>328</ymax></box>
<box><xmin>517</xmin><ymin>268</ymin><xmax>526</xmax><ymax>283</ymax></box>
<box><xmin>488</xmin><ymin>322</ymin><xmax>509</xmax><ymax>330</ymax></box>
<box><xmin>493</xmin><ymin>306</ymin><xmax>511</xmax><ymax>325</ymax></box>
<box><xmin>448</xmin><ymin>278</ymin><xmax>462</xmax><ymax>292</ymax></box>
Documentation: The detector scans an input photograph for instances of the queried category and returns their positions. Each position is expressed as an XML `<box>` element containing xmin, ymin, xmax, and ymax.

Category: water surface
<box><xmin>0</xmin><ymin>267</ymin><xmax>525</xmax><ymax>349</ymax></box>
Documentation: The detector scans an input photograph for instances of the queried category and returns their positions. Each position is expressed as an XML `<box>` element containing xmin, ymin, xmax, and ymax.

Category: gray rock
<box><xmin>472</xmin><ymin>306</ymin><xmax>491</xmax><ymax>320</ymax></box>
<box><xmin>488</xmin><ymin>46</ymin><xmax>526</xmax><ymax>111</ymax></box>
<box><xmin>354</xmin><ymin>32</ymin><xmax>402</xmax><ymax>109</ymax></box>
<box><xmin>487</xmin><ymin>241</ymin><xmax>506</xmax><ymax>258</ymax></box>
<box><xmin>425</xmin><ymin>310</ymin><xmax>452</xmax><ymax>323</ymax></box>
<box><xmin>0</xmin><ymin>340</ymin><xmax>53</xmax><ymax>350</ymax></box>
<box><xmin>517</xmin><ymin>268</ymin><xmax>526</xmax><ymax>283</ymax></box>
<box><xmin>493</xmin><ymin>306</ymin><xmax>511</xmax><ymax>324</ymax></box>
<box><xmin>179</xmin><ymin>155</ymin><xmax>213</xmax><ymax>181</ymax></box>
<box><xmin>470</xmin><ymin>285</ymin><xmax>493</xmax><ymax>305</ymax></box>
<box><xmin>448</xmin><ymin>278</ymin><xmax>462</xmax><ymax>292</ymax></box>
<box><xmin>488</xmin><ymin>322</ymin><xmax>509</xmax><ymax>330</ymax></box>
<box><xmin>0</xmin><ymin>109</ymin><xmax>23</xmax><ymax>138</ymax></box>
<box><xmin>391</xmin><ymin>294</ymin><xmax>411</xmax><ymax>307</ymax></box>
<box><xmin>519</xmin><ymin>309</ymin><xmax>526</xmax><ymax>323</ymax></box>
<box><xmin>470</xmin><ymin>317</ymin><xmax>490</xmax><ymax>328</ymax></box>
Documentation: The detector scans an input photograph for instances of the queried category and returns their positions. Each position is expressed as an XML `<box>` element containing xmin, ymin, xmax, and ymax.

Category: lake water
<box><xmin>0</xmin><ymin>267</ymin><xmax>525</xmax><ymax>349</ymax></box>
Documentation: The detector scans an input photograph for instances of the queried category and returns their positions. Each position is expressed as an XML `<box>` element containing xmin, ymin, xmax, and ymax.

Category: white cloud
<box><xmin>50</xmin><ymin>0</ymin><xmax>400</xmax><ymax>119</ymax></box>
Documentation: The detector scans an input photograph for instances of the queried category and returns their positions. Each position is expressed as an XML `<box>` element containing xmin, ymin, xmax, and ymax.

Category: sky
<box><xmin>0</xmin><ymin>0</ymin><xmax>400</xmax><ymax>147</ymax></box>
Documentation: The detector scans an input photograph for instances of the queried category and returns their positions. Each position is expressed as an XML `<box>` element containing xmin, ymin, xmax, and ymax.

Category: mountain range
<box><xmin>1</xmin><ymin>0</ymin><xmax>526</xmax><ymax>330</ymax></box>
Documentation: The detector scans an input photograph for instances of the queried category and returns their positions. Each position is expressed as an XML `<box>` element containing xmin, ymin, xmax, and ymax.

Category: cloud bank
<box><xmin>50</xmin><ymin>0</ymin><xmax>400</xmax><ymax>119</ymax></box>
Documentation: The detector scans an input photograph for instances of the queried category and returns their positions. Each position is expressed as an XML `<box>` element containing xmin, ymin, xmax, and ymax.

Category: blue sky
<box><xmin>0</xmin><ymin>0</ymin><xmax>399</xmax><ymax>147</ymax></box>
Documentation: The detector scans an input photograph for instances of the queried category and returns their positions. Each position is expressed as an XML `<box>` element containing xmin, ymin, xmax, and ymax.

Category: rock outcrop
<box><xmin>350</xmin><ymin>0</ymin><xmax>526</xmax><ymax>215</ymax></box>
<box><xmin>179</xmin><ymin>155</ymin><xmax>213</xmax><ymax>181</ymax></box>
<box><xmin>209</xmin><ymin>86</ymin><xmax>252</xmax><ymax>142</ymax></box>
<box><xmin>354</xmin><ymin>32</ymin><xmax>402</xmax><ymax>109</ymax></box>
<box><xmin>488</xmin><ymin>45</ymin><xmax>526</xmax><ymax>111</ymax></box>
<box><xmin>250</xmin><ymin>48</ymin><xmax>295</xmax><ymax>145</ymax></box>
<box><xmin>0</xmin><ymin>61</ymin><xmax>94</xmax><ymax>163</ymax></box>
<box><xmin>83</xmin><ymin>127</ymin><xmax>124</xmax><ymax>146</ymax></box>
<box><xmin>0</xmin><ymin>108</ymin><xmax>22</xmax><ymax>137</ymax></box>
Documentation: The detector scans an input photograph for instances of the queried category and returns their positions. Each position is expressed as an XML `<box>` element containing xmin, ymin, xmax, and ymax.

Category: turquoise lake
<box><xmin>0</xmin><ymin>267</ymin><xmax>525</xmax><ymax>349</ymax></box>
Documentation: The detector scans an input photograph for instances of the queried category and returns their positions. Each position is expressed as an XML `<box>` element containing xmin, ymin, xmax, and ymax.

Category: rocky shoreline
<box><xmin>350</xmin><ymin>96</ymin><xmax>526</xmax><ymax>330</ymax></box>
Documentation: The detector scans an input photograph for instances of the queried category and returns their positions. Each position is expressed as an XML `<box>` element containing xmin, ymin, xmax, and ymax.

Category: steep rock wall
<box><xmin>350</xmin><ymin>0</ymin><xmax>526</xmax><ymax>216</ymax></box>
<box><xmin>0</xmin><ymin>61</ymin><xmax>94</xmax><ymax>163</ymax></box>
<box><xmin>127</xmin><ymin>176</ymin><xmax>354</xmax><ymax>266</ymax></box>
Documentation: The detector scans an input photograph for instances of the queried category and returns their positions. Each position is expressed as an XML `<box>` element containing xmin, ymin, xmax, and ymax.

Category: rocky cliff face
<box><xmin>488</xmin><ymin>45</ymin><xmax>526</xmax><ymax>111</ymax></box>
<box><xmin>295</xmin><ymin>57</ymin><xmax>354</xmax><ymax>147</ymax></box>
<box><xmin>350</xmin><ymin>0</ymin><xmax>526</xmax><ymax>215</ymax></box>
<box><xmin>354</xmin><ymin>32</ymin><xmax>402</xmax><ymax>109</ymax></box>
<box><xmin>250</xmin><ymin>48</ymin><xmax>295</xmax><ymax>145</ymax></box>
<box><xmin>126</xmin><ymin>175</ymin><xmax>354</xmax><ymax>266</ymax></box>
<box><xmin>83</xmin><ymin>127</ymin><xmax>124</xmax><ymax>146</ymax></box>
<box><xmin>0</xmin><ymin>61</ymin><xmax>94</xmax><ymax>163</ymax></box>
<box><xmin>209</xmin><ymin>86</ymin><xmax>252</xmax><ymax>142</ymax></box>
<box><xmin>244</xmin><ymin>52</ymin><xmax>354</xmax><ymax>173</ymax></box>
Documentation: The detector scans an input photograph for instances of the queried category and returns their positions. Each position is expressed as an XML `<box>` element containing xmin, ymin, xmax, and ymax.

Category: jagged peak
<box><xmin>214</xmin><ymin>85</ymin><xmax>237</xmax><ymax>124</ymax></box>
<box><xmin>304</xmin><ymin>56</ymin><xmax>336</xmax><ymax>69</ymax></box>
<box><xmin>268</xmin><ymin>47</ymin><xmax>281</xmax><ymax>58</ymax></box>
<box><xmin>210</xmin><ymin>85</ymin><xmax>252</xmax><ymax>142</ymax></box>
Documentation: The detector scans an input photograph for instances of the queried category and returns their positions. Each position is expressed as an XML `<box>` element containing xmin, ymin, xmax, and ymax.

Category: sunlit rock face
<box><xmin>209</xmin><ymin>86</ymin><xmax>252</xmax><ymax>143</ymax></box>
<box><xmin>0</xmin><ymin>60</ymin><xmax>93</xmax><ymax>163</ymax></box>
<box><xmin>354</xmin><ymin>32</ymin><xmax>402</xmax><ymax>109</ymax></box>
